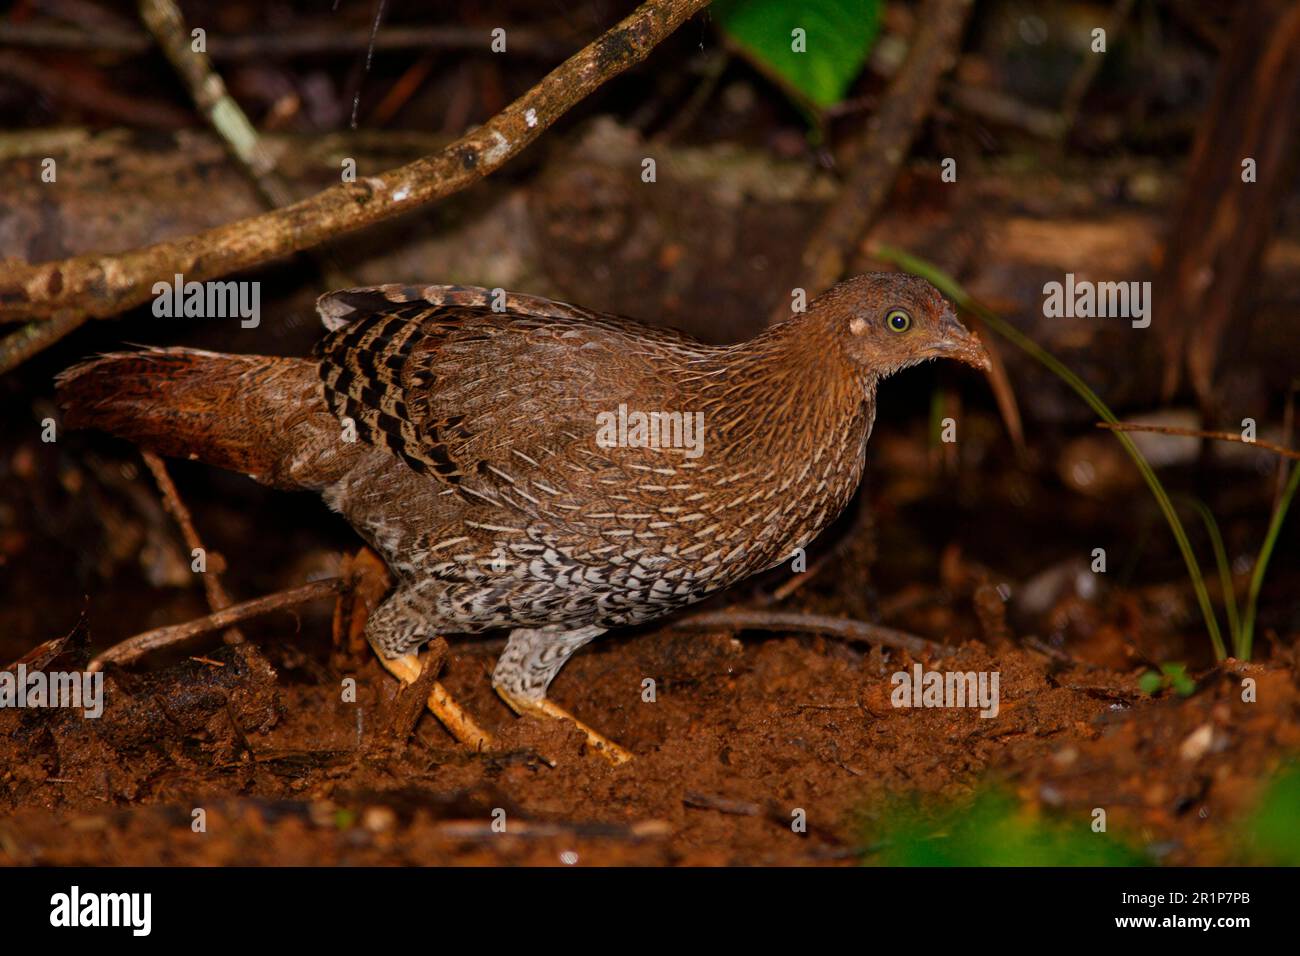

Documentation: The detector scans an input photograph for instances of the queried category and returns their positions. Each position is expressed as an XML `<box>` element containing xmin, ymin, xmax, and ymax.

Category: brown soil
<box><xmin>3</xmin><ymin>606</ymin><xmax>1296</xmax><ymax>866</ymax></box>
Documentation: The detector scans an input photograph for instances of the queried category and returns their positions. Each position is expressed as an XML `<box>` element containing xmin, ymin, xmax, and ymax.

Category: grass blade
<box><xmin>872</xmin><ymin>243</ymin><xmax>1227</xmax><ymax>660</ymax></box>
<box><xmin>1241</xmin><ymin>462</ymin><xmax>1300</xmax><ymax>660</ymax></box>
<box><xmin>1189</xmin><ymin>499</ymin><xmax>1241</xmax><ymax>653</ymax></box>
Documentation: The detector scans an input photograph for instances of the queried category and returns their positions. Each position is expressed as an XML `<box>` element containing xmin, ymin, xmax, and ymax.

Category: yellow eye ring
<box><xmin>886</xmin><ymin>308</ymin><xmax>912</xmax><ymax>332</ymax></box>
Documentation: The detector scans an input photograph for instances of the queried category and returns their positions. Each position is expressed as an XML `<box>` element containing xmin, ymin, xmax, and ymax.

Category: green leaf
<box><xmin>1159</xmin><ymin>662</ymin><xmax>1196</xmax><ymax>697</ymax></box>
<box><xmin>1138</xmin><ymin>670</ymin><xmax>1164</xmax><ymax>696</ymax></box>
<box><xmin>1244</xmin><ymin>764</ymin><xmax>1300</xmax><ymax>864</ymax></box>
<box><xmin>864</xmin><ymin>789</ymin><xmax>1143</xmax><ymax>866</ymax></box>
<box><xmin>1171</xmin><ymin>673</ymin><xmax>1197</xmax><ymax>697</ymax></box>
<box><xmin>715</xmin><ymin>0</ymin><xmax>882</xmax><ymax>108</ymax></box>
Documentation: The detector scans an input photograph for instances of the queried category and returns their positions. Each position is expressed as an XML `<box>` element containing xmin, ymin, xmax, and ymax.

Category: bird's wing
<box><xmin>313</xmin><ymin>285</ymin><xmax>708</xmax><ymax>512</ymax></box>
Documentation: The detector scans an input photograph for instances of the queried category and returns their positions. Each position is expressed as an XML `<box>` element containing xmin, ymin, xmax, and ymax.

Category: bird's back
<box><xmin>58</xmin><ymin>283</ymin><xmax>875</xmax><ymax>635</ymax></box>
<box><xmin>310</xmin><ymin>285</ymin><xmax>873</xmax><ymax>633</ymax></box>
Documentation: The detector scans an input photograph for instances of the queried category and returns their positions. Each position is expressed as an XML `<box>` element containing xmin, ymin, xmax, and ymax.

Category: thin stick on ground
<box><xmin>768</xmin><ymin>549</ymin><xmax>839</xmax><ymax>603</ymax></box>
<box><xmin>429</xmin><ymin>818</ymin><xmax>672</xmax><ymax>840</ymax></box>
<box><xmin>140</xmin><ymin>450</ymin><xmax>243</xmax><ymax>644</ymax></box>
<box><xmin>1097</xmin><ymin>421</ymin><xmax>1300</xmax><ymax>461</ymax></box>
<box><xmin>0</xmin><ymin>0</ymin><xmax>712</xmax><ymax>372</ymax></box>
<box><xmin>88</xmin><ymin>578</ymin><xmax>343</xmax><ymax>672</ymax></box>
<box><xmin>683</xmin><ymin>791</ymin><xmax>760</xmax><ymax>816</ymax></box>
<box><xmin>385</xmin><ymin>638</ymin><xmax>449</xmax><ymax>746</ymax></box>
<box><xmin>670</xmin><ymin>609</ymin><xmax>949</xmax><ymax>657</ymax></box>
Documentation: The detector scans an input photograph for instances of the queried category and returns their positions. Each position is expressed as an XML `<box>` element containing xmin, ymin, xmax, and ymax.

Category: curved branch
<box><xmin>0</xmin><ymin>0</ymin><xmax>711</xmax><ymax>367</ymax></box>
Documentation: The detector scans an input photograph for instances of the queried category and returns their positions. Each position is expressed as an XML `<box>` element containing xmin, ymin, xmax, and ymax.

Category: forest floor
<box><xmin>3</xmin><ymin>600</ymin><xmax>1297</xmax><ymax>865</ymax></box>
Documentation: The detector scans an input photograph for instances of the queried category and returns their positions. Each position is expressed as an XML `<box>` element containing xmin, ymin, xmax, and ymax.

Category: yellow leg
<box><xmin>377</xmin><ymin>650</ymin><xmax>495</xmax><ymax>752</ymax></box>
<box><xmin>495</xmin><ymin>688</ymin><xmax>633</xmax><ymax>765</ymax></box>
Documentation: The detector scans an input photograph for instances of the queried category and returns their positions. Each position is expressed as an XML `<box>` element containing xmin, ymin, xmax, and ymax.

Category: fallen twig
<box><xmin>683</xmin><ymin>790</ymin><xmax>845</xmax><ymax>843</ymax></box>
<box><xmin>670</xmin><ymin>609</ymin><xmax>950</xmax><ymax>657</ymax></box>
<box><xmin>385</xmin><ymin>638</ymin><xmax>449</xmax><ymax>747</ymax></box>
<box><xmin>683</xmin><ymin>791</ymin><xmax>760</xmax><ymax>816</ymax></box>
<box><xmin>767</xmin><ymin>549</ymin><xmax>839</xmax><ymax>603</ymax></box>
<box><xmin>88</xmin><ymin>578</ymin><xmax>343</xmax><ymax>672</ymax></box>
<box><xmin>1097</xmin><ymin>421</ymin><xmax>1300</xmax><ymax>461</ymax></box>
<box><xmin>140</xmin><ymin>450</ymin><xmax>243</xmax><ymax>644</ymax></box>
<box><xmin>1022</xmin><ymin>636</ymin><xmax>1093</xmax><ymax>669</ymax></box>
<box><xmin>430</xmin><ymin>818</ymin><xmax>672</xmax><ymax>841</ymax></box>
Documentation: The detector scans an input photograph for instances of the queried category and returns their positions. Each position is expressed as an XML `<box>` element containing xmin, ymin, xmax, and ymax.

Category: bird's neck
<box><xmin>694</xmin><ymin>314</ymin><xmax>876</xmax><ymax>459</ymax></box>
<box><xmin>669</xmin><ymin>316</ymin><xmax>877</xmax><ymax>572</ymax></box>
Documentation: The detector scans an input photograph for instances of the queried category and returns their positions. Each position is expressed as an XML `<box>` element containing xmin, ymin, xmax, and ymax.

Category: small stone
<box><xmin>362</xmin><ymin>805</ymin><xmax>397</xmax><ymax>833</ymax></box>
<box><xmin>1050</xmin><ymin>745</ymin><xmax>1078</xmax><ymax>768</ymax></box>
<box><xmin>1179</xmin><ymin>723</ymin><xmax>1216</xmax><ymax>762</ymax></box>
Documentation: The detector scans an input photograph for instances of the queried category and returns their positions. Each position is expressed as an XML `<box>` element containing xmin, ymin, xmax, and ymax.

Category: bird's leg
<box><xmin>492</xmin><ymin>626</ymin><xmax>631</xmax><ymax>765</ymax></box>
<box><xmin>366</xmin><ymin>586</ymin><xmax>493</xmax><ymax>752</ymax></box>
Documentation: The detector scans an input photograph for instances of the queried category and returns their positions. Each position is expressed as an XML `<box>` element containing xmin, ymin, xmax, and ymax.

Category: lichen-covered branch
<box><xmin>0</xmin><ymin>0</ymin><xmax>711</xmax><ymax>371</ymax></box>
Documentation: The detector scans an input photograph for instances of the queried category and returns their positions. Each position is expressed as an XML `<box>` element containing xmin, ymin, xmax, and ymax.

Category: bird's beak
<box><xmin>935</xmin><ymin>307</ymin><xmax>991</xmax><ymax>372</ymax></box>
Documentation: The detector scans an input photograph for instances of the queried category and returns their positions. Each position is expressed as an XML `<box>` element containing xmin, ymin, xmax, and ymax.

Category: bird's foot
<box><xmin>495</xmin><ymin>689</ymin><xmax>633</xmax><ymax>765</ymax></box>
<box><xmin>377</xmin><ymin>650</ymin><xmax>494</xmax><ymax>752</ymax></box>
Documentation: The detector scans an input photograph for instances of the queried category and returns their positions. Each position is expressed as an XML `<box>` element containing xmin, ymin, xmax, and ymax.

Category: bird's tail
<box><xmin>55</xmin><ymin>347</ymin><xmax>340</xmax><ymax>488</ymax></box>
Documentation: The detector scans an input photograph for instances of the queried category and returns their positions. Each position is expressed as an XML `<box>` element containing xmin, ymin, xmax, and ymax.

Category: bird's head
<box><xmin>808</xmin><ymin>273</ymin><xmax>990</xmax><ymax>379</ymax></box>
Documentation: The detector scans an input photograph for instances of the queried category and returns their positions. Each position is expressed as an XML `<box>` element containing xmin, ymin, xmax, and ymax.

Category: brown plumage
<box><xmin>56</xmin><ymin>274</ymin><xmax>988</xmax><ymax>762</ymax></box>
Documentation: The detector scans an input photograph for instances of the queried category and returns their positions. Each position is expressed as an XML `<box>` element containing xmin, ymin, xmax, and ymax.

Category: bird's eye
<box><xmin>886</xmin><ymin>308</ymin><xmax>912</xmax><ymax>333</ymax></box>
